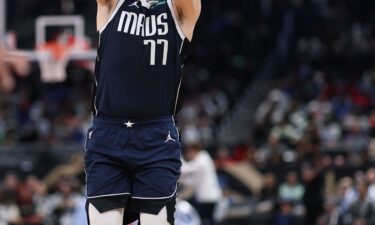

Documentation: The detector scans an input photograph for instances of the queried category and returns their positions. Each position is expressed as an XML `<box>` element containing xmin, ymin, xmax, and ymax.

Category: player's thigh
<box><xmin>85</xmin><ymin>151</ymin><xmax>132</xmax><ymax>199</ymax></box>
<box><xmin>85</xmin><ymin>156</ymin><xmax>132</xmax><ymax>197</ymax></box>
<box><xmin>87</xmin><ymin>203</ymin><xmax>124</xmax><ymax>225</ymax></box>
<box><xmin>131</xmin><ymin>165</ymin><xmax>180</xmax><ymax>225</ymax></box>
<box><xmin>85</xmin><ymin>126</ymin><xmax>132</xmax><ymax>212</ymax></box>
<box><xmin>131</xmin><ymin>125</ymin><xmax>182</xmax><ymax>199</ymax></box>
<box><xmin>140</xmin><ymin>206</ymin><xmax>171</xmax><ymax>225</ymax></box>
<box><xmin>132</xmin><ymin>158</ymin><xmax>181</xmax><ymax>199</ymax></box>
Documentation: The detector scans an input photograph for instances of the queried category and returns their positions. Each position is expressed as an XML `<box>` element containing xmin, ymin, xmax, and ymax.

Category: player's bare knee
<box><xmin>88</xmin><ymin>203</ymin><xmax>124</xmax><ymax>225</ymax></box>
<box><xmin>140</xmin><ymin>206</ymin><xmax>174</xmax><ymax>225</ymax></box>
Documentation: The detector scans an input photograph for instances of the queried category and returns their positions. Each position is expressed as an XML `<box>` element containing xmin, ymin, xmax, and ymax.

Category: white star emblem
<box><xmin>125</xmin><ymin>121</ymin><xmax>134</xmax><ymax>128</ymax></box>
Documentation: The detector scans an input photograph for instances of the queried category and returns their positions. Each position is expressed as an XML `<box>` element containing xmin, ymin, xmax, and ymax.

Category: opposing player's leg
<box><xmin>87</xmin><ymin>204</ymin><xmax>124</xmax><ymax>225</ymax></box>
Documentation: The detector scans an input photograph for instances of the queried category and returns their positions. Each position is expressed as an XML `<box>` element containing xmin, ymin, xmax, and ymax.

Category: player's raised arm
<box><xmin>172</xmin><ymin>0</ymin><xmax>201</xmax><ymax>41</ymax></box>
<box><xmin>96</xmin><ymin>0</ymin><xmax>118</xmax><ymax>31</ymax></box>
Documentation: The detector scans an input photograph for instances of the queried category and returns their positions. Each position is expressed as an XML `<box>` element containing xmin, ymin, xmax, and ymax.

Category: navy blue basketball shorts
<box><xmin>84</xmin><ymin>116</ymin><xmax>182</xmax><ymax>224</ymax></box>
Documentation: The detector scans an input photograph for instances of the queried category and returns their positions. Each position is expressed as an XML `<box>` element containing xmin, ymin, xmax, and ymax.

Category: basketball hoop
<box><xmin>2</xmin><ymin>15</ymin><xmax>97</xmax><ymax>83</ymax></box>
<box><xmin>36</xmin><ymin>44</ymin><xmax>70</xmax><ymax>83</ymax></box>
<box><xmin>36</xmin><ymin>32</ymin><xmax>89</xmax><ymax>83</ymax></box>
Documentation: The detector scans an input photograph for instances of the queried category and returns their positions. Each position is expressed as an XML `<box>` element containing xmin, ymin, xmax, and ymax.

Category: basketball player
<box><xmin>85</xmin><ymin>0</ymin><xmax>201</xmax><ymax>225</ymax></box>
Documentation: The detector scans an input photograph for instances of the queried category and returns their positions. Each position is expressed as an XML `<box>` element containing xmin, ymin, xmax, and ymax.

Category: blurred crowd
<box><xmin>0</xmin><ymin>154</ymin><xmax>86</xmax><ymax>225</ymax></box>
<box><xmin>1</xmin><ymin>0</ymin><xmax>375</xmax><ymax>225</ymax></box>
<box><xmin>213</xmin><ymin>149</ymin><xmax>375</xmax><ymax>225</ymax></box>
<box><xmin>246</xmin><ymin>0</ymin><xmax>375</xmax><ymax>224</ymax></box>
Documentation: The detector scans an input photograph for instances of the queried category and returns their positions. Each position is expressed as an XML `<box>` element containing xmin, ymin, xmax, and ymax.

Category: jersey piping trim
<box><xmin>98</xmin><ymin>0</ymin><xmax>126</xmax><ymax>34</ymax></box>
<box><xmin>167</xmin><ymin>0</ymin><xmax>186</xmax><ymax>40</ymax></box>
<box><xmin>173</xmin><ymin>78</ymin><xmax>182</xmax><ymax>115</ymax></box>
<box><xmin>131</xmin><ymin>185</ymin><xmax>177</xmax><ymax>199</ymax></box>
<box><xmin>87</xmin><ymin>192</ymin><xmax>131</xmax><ymax>199</ymax></box>
<box><xmin>174</xmin><ymin>39</ymin><xmax>185</xmax><ymax>115</ymax></box>
<box><xmin>94</xmin><ymin>76</ymin><xmax>98</xmax><ymax>116</ymax></box>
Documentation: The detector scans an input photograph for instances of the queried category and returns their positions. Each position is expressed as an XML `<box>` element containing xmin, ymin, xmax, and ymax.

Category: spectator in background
<box><xmin>255</xmin><ymin>89</ymin><xmax>290</xmax><ymax>126</ymax></box>
<box><xmin>26</xmin><ymin>176</ymin><xmax>49</xmax><ymax>223</ymax></box>
<box><xmin>180</xmin><ymin>144</ymin><xmax>222</xmax><ymax>225</ymax></box>
<box><xmin>270</xmin><ymin>119</ymin><xmax>301</xmax><ymax>146</ymax></box>
<box><xmin>71</xmin><ymin>198</ymin><xmax>88</xmax><ymax>225</ymax></box>
<box><xmin>214</xmin><ymin>146</ymin><xmax>235</xmax><ymax>169</ymax></box>
<box><xmin>338</xmin><ymin>177</ymin><xmax>357</xmax><ymax>214</ymax></box>
<box><xmin>2</xmin><ymin>173</ymin><xmax>19</xmax><ymax>195</ymax></box>
<box><xmin>1</xmin><ymin>172</ymin><xmax>20</xmax><ymax>194</ymax></box>
<box><xmin>343</xmin><ymin>180</ymin><xmax>375</xmax><ymax>225</ymax></box>
<box><xmin>367</xmin><ymin>168</ymin><xmax>375</xmax><ymax>203</ymax></box>
<box><xmin>302</xmin><ymin>165</ymin><xmax>324</xmax><ymax>225</ymax></box>
<box><xmin>258</xmin><ymin>172</ymin><xmax>279</xmax><ymax>215</ymax></box>
<box><xmin>370</xmin><ymin>111</ymin><xmax>375</xmax><ymax>138</ymax></box>
<box><xmin>278</xmin><ymin>171</ymin><xmax>304</xmax><ymax>203</ymax></box>
<box><xmin>16</xmin><ymin>181</ymin><xmax>43</xmax><ymax>225</ymax></box>
<box><xmin>0</xmin><ymin>188</ymin><xmax>22</xmax><ymax>225</ymax></box>
<box><xmin>44</xmin><ymin>153</ymin><xmax>85</xmax><ymax>189</ymax></box>
<box><xmin>44</xmin><ymin>176</ymin><xmax>84</xmax><ymax>225</ymax></box>
<box><xmin>317</xmin><ymin>198</ymin><xmax>340</xmax><ymax>225</ymax></box>
<box><xmin>258</xmin><ymin>136</ymin><xmax>289</xmax><ymax>164</ymax></box>
<box><xmin>0</xmin><ymin>173</ymin><xmax>22</xmax><ymax>225</ymax></box>
<box><xmin>261</xmin><ymin>172</ymin><xmax>278</xmax><ymax>202</ymax></box>
<box><xmin>273</xmin><ymin>200</ymin><xmax>298</xmax><ymax>225</ymax></box>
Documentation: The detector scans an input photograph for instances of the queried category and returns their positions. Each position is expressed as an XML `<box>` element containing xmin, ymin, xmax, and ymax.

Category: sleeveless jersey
<box><xmin>93</xmin><ymin>0</ymin><xmax>189</xmax><ymax>119</ymax></box>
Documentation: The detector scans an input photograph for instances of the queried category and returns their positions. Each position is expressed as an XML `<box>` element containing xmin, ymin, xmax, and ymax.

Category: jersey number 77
<box><xmin>144</xmin><ymin>39</ymin><xmax>169</xmax><ymax>66</ymax></box>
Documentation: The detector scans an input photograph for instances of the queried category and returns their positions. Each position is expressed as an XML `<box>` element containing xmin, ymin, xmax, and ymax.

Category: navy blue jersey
<box><xmin>93</xmin><ymin>0</ymin><xmax>189</xmax><ymax>119</ymax></box>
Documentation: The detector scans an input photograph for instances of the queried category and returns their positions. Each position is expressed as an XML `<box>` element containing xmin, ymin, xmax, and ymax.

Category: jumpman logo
<box><xmin>165</xmin><ymin>131</ymin><xmax>176</xmax><ymax>142</ymax></box>
<box><xmin>129</xmin><ymin>0</ymin><xmax>140</xmax><ymax>8</ymax></box>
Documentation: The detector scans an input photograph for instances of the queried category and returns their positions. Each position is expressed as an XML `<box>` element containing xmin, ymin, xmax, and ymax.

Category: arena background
<box><xmin>1</xmin><ymin>0</ymin><xmax>375</xmax><ymax>225</ymax></box>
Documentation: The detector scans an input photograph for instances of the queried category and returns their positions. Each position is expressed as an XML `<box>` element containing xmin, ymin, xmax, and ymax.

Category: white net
<box><xmin>37</xmin><ymin>50</ymin><xmax>70</xmax><ymax>83</ymax></box>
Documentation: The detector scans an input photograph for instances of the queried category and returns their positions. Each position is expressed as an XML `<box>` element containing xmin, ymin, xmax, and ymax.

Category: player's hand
<box><xmin>0</xmin><ymin>47</ymin><xmax>31</xmax><ymax>93</ymax></box>
<box><xmin>140</xmin><ymin>0</ymin><xmax>158</xmax><ymax>9</ymax></box>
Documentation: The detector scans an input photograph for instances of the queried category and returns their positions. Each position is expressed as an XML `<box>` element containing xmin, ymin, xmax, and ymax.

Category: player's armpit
<box><xmin>173</xmin><ymin>0</ymin><xmax>201</xmax><ymax>22</ymax></box>
<box><xmin>96</xmin><ymin>0</ymin><xmax>118</xmax><ymax>31</ymax></box>
<box><xmin>96</xmin><ymin>0</ymin><xmax>116</xmax><ymax>6</ymax></box>
<box><xmin>171</xmin><ymin>0</ymin><xmax>201</xmax><ymax>41</ymax></box>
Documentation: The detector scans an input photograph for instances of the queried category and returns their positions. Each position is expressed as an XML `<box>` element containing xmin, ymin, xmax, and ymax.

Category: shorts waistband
<box><xmin>93</xmin><ymin>116</ymin><xmax>176</xmax><ymax>128</ymax></box>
